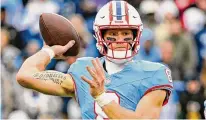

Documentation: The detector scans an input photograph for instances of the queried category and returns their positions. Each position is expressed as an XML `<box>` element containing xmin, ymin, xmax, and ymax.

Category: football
<box><xmin>39</xmin><ymin>13</ymin><xmax>80</xmax><ymax>56</ymax></box>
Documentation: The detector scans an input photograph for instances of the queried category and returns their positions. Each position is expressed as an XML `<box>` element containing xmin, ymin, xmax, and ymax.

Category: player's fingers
<box><xmin>63</xmin><ymin>40</ymin><xmax>75</xmax><ymax>52</ymax></box>
<box><xmin>96</xmin><ymin>58</ymin><xmax>104</xmax><ymax>75</ymax></box>
<box><xmin>81</xmin><ymin>76</ymin><xmax>96</xmax><ymax>88</ymax></box>
<box><xmin>86</xmin><ymin>66</ymin><xmax>97</xmax><ymax>79</ymax></box>
<box><xmin>91</xmin><ymin>59</ymin><xmax>102</xmax><ymax>76</ymax></box>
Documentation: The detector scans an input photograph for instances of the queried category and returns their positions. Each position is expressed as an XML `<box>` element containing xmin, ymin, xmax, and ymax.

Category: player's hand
<box><xmin>81</xmin><ymin>58</ymin><xmax>106</xmax><ymax>98</ymax></box>
<box><xmin>43</xmin><ymin>40</ymin><xmax>75</xmax><ymax>59</ymax></box>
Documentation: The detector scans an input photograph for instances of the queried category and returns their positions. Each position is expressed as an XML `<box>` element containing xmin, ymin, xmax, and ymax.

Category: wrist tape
<box><xmin>41</xmin><ymin>48</ymin><xmax>55</xmax><ymax>60</ymax></box>
<box><xmin>94</xmin><ymin>92</ymin><xmax>114</xmax><ymax>107</ymax></box>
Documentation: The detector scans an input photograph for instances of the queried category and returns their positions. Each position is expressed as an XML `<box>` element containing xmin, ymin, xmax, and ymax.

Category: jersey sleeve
<box><xmin>140</xmin><ymin>66</ymin><xmax>173</xmax><ymax>105</ymax></box>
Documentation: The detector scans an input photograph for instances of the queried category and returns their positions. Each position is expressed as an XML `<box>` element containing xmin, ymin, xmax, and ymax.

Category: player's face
<box><xmin>103</xmin><ymin>29</ymin><xmax>134</xmax><ymax>51</ymax></box>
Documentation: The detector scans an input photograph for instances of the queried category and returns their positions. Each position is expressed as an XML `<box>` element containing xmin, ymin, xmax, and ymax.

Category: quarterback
<box><xmin>16</xmin><ymin>0</ymin><xmax>173</xmax><ymax>119</ymax></box>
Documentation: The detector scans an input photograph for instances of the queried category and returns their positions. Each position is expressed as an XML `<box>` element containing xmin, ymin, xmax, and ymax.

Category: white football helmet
<box><xmin>93</xmin><ymin>0</ymin><xmax>143</xmax><ymax>64</ymax></box>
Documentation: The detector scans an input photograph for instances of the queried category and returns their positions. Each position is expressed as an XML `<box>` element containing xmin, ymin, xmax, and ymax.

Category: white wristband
<box><xmin>41</xmin><ymin>48</ymin><xmax>55</xmax><ymax>60</ymax></box>
<box><xmin>94</xmin><ymin>92</ymin><xmax>114</xmax><ymax>107</ymax></box>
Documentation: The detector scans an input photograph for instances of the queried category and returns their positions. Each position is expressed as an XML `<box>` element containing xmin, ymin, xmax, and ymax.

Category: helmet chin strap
<box><xmin>106</xmin><ymin>49</ymin><xmax>133</xmax><ymax>64</ymax></box>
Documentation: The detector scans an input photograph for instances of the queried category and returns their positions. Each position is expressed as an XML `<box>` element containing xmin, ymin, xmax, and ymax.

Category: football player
<box><xmin>16</xmin><ymin>0</ymin><xmax>173</xmax><ymax>119</ymax></box>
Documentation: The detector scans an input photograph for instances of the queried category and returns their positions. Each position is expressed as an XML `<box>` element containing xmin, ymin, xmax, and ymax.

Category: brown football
<box><xmin>39</xmin><ymin>13</ymin><xmax>80</xmax><ymax>56</ymax></box>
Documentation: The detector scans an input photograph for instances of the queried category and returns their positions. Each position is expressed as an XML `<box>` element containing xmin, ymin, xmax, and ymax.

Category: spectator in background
<box><xmin>69</xmin><ymin>14</ymin><xmax>100</xmax><ymax>58</ymax></box>
<box><xmin>134</xmin><ymin>28</ymin><xmax>161</xmax><ymax>62</ymax></box>
<box><xmin>168</xmin><ymin>18</ymin><xmax>197</xmax><ymax>80</ymax></box>
<box><xmin>139</xmin><ymin>0</ymin><xmax>159</xmax><ymax>30</ymax></box>
<box><xmin>20</xmin><ymin>0</ymin><xmax>60</xmax><ymax>47</ymax></box>
<box><xmin>183</xmin><ymin>7</ymin><xmax>206</xmax><ymax>35</ymax></box>
<box><xmin>69</xmin><ymin>14</ymin><xmax>92</xmax><ymax>54</ymax></box>
<box><xmin>22</xmin><ymin>89</ymin><xmax>63</xmax><ymax>119</ymax></box>
<box><xmin>1</xmin><ymin>7</ymin><xmax>25</xmax><ymax>49</ymax></box>
<box><xmin>160</xmin><ymin>40</ymin><xmax>181</xmax><ymax>80</ymax></box>
<box><xmin>195</xmin><ymin>26</ymin><xmax>206</xmax><ymax>73</ymax></box>
<box><xmin>200</xmin><ymin>57</ymin><xmax>206</xmax><ymax>88</ymax></box>
<box><xmin>179</xmin><ymin>80</ymin><xmax>206</xmax><ymax>119</ymax></box>
<box><xmin>80</xmin><ymin>0</ymin><xmax>97</xmax><ymax>33</ymax></box>
<box><xmin>1</xmin><ymin>28</ymin><xmax>20</xmax><ymax>73</ymax></box>
<box><xmin>186</xmin><ymin>0</ymin><xmax>206</xmax><ymax>73</ymax></box>
<box><xmin>1</xmin><ymin>61</ymin><xmax>14</xmax><ymax>119</ymax></box>
<box><xmin>174</xmin><ymin>0</ymin><xmax>195</xmax><ymax>29</ymax></box>
<box><xmin>1</xmin><ymin>28</ymin><xmax>20</xmax><ymax>119</ymax></box>
<box><xmin>154</xmin><ymin>0</ymin><xmax>180</xmax><ymax>47</ymax></box>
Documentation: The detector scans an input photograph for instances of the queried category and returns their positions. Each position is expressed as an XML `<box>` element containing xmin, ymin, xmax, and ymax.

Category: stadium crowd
<box><xmin>1</xmin><ymin>0</ymin><xmax>206</xmax><ymax>119</ymax></box>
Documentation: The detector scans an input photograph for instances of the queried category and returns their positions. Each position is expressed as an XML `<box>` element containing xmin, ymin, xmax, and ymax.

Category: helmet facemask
<box><xmin>95</xmin><ymin>26</ymin><xmax>142</xmax><ymax>64</ymax></box>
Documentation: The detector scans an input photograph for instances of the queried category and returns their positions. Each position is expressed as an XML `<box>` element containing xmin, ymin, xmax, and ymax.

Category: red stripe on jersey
<box><xmin>68</xmin><ymin>73</ymin><xmax>80</xmax><ymax>106</ymax></box>
<box><xmin>124</xmin><ymin>2</ymin><xmax>129</xmax><ymax>24</ymax></box>
<box><xmin>143</xmin><ymin>85</ymin><xmax>173</xmax><ymax>106</ymax></box>
<box><xmin>109</xmin><ymin>2</ymin><xmax>113</xmax><ymax>25</ymax></box>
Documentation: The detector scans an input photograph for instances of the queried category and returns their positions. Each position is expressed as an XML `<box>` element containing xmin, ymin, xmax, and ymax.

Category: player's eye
<box><xmin>124</xmin><ymin>38</ymin><xmax>133</xmax><ymax>41</ymax></box>
<box><xmin>106</xmin><ymin>37</ymin><xmax>116</xmax><ymax>41</ymax></box>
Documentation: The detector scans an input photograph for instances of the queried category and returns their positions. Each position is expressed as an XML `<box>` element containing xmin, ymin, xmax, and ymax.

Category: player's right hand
<box><xmin>43</xmin><ymin>40</ymin><xmax>75</xmax><ymax>59</ymax></box>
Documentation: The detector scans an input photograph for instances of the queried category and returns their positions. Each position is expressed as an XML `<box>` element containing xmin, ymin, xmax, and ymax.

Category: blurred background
<box><xmin>1</xmin><ymin>0</ymin><xmax>206</xmax><ymax>119</ymax></box>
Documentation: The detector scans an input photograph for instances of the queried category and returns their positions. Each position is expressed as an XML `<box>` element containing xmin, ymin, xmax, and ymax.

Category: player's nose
<box><xmin>116</xmin><ymin>35</ymin><xmax>125</xmax><ymax>42</ymax></box>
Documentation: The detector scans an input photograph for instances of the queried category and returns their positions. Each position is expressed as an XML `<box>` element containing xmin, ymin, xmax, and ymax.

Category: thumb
<box><xmin>62</xmin><ymin>40</ymin><xmax>75</xmax><ymax>52</ymax></box>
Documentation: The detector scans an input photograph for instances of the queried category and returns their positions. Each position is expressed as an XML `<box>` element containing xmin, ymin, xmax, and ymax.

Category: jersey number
<box><xmin>94</xmin><ymin>92</ymin><xmax>120</xmax><ymax>119</ymax></box>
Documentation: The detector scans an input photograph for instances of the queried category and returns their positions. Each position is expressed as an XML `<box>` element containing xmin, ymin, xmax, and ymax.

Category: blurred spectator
<box><xmin>195</xmin><ymin>0</ymin><xmax>206</xmax><ymax>11</ymax></box>
<box><xmin>139</xmin><ymin>0</ymin><xmax>159</xmax><ymax>29</ymax></box>
<box><xmin>69</xmin><ymin>14</ymin><xmax>91</xmax><ymax>51</ymax></box>
<box><xmin>174</xmin><ymin>0</ymin><xmax>196</xmax><ymax>28</ymax></box>
<box><xmin>23</xmin><ymin>90</ymin><xmax>63</xmax><ymax>119</ymax></box>
<box><xmin>1</xmin><ymin>7</ymin><xmax>25</xmax><ymax>49</ymax></box>
<box><xmin>80</xmin><ymin>0</ymin><xmax>97</xmax><ymax>33</ymax></box>
<box><xmin>160</xmin><ymin>40</ymin><xmax>181</xmax><ymax>80</ymax></box>
<box><xmin>178</xmin><ymin>80</ymin><xmax>206</xmax><ymax>119</ymax></box>
<box><xmin>134</xmin><ymin>28</ymin><xmax>161</xmax><ymax>62</ymax></box>
<box><xmin>200</xmin><ymin>59</ymin><xmax>206</xmax><ymax>88</ymax></box>
<box><xmin>1</xmin><ymin>0</ymin><xmax>25</xmax><ymax>28</ymax></box>
<box><xmin>1</xmin><ymin>64</ymin><xmax>14</xmax><ymax>119</ymax></box>
<box><xmin>19</xmin><ymin>0</ymin><xmax>60</xmax><ymax>47</ymax></box>
<box><xmin>57</xmin><ymin>0</ymin><xmax>76</xmax><ymax>18</ymax></box>
<box><xmin>195</xmin><ymin>26</ymin><xmax>206</xmax><ymax>72</ymax></box>
<box><xmin>21</xmin><ymin>0</ymin><xmax>60</xmax><ymax>33</ymax></box>
<box><xmin>8</xmin><ymin>110</ymin><xmax>29</xmax><ymax>119</ymax></box>
<box><xmin>154</xmin><ymin>0</ymin><xmax>180</xmax><ymax>46</ymax></box>
<box><xmin>183</xmin><ymin>7</ymin><xmax>206</xmax><ymax>35</ymax></box>
<box><xmin>1</xmin><ymin>28</ymin><xmax>21</xmax><ymax>72</ymax></box>
<box><xmin>155</xmin><ymin>0</ymin><xmax>179</xmax><ymax>24</ymax></box>
<box><xmin>168</xmin><ymin>18</ymin><xmax>197</xmax><ymax>80</ymax></box>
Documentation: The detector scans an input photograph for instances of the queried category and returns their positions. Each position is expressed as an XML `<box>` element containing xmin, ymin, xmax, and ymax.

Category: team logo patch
<box><xmin>165</xmin><ymin>68</ymin><xmax>172</xmax><ymax>82</ymax></box>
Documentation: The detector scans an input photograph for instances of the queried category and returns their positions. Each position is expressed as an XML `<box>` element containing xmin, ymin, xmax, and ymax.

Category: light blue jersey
<box><xmin>68</xmin><ymin>57</ymin><xmax>173</xmax><ymax>119</ymax></box>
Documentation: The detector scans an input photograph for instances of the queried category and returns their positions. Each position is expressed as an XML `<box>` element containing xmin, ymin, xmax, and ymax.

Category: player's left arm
<box><xmin>101</xmin><ymin>89</ymin><xmax>166</xmax><ymax>119</ymax></box>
